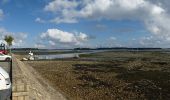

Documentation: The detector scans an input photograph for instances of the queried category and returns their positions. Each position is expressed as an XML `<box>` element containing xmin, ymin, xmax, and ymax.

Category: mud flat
<box><xmin>19</xmin><ymin>51</ymin><xmax>170</xmax><ymax>100</ymax></box>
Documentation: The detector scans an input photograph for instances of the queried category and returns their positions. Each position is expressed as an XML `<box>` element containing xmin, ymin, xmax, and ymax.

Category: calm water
<box><xmin>35</xmin><ymin>50</ymin><xmax>108</xmax><ymax>60</ymax></box>
<box><xmin>16</xmin><ymin>49</ymin><xmax>170</xmax><ymax>60</ymax></box>
<box><xmin>36</xmin><ymin>53</ymin><xmax>79</xmax><ymax>59</ymax></box>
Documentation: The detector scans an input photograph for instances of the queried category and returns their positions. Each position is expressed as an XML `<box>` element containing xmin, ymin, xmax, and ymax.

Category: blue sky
<box><xmin>0</xmin><ymin>0</ymin><xmax>170</xmax><ymax>48</ymax></box>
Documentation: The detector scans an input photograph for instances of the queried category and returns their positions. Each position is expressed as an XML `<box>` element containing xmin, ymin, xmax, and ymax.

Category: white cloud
<box><xmin>43</xmin><ymin>0</ymin><xmax>170</xmax><ymax>45</ymax></box>
<box><xmin>138</xmin><ymin>35</ymin><xmax>166</xmax><ymax>47</ymax></box>
<box><xmin>0</xmin><ymin>9</ymin><xmax>4</xmax><ymax>20</ymax></box>
<box><xmin>40</xmin><ymin>28</ymin><xmax>89</xmax><ymax>48</ymax></box>
<box><xmin>0</xmin><ymin>27</ymin><xmax>6</xmax><ymax>34</ymax></box>
<box><xmin>110</xmin><ymin>37</ymin><xmax>117</xmax><ymax>41</ymax></box>
<box><xmin>44</xmin><ymin>0</ymin><xmax>78</xmax><ymax>12</ymax></box>
<box><xmin>105</xmin><ymin>36</ymin><xmax>123</xmax><ymax>47</ymax></box>
<box><xmin>44</xmin><ymin>0</ymin><xmax>151</xmax><ymax>22</ymax></box>
<box><xmin>44</xmin><ymin>0</ymin><xmax>79</xmax><ymax>24</ymax></box>
<box><xmin>0</xmin><ymin>27</ymin><xmax>28</xmax><ymax>47</ymax></box>
<box><xmin>13</xmin><ymin>33</ymin><xmax>28</xmax><ymax>47</ymax></box>
<box><xmin>49</xmin><ymin>40</ymin><xmax>55</xmax><ymax>46</ymax></box>
<box><xmin>50</xmin><ymin>17</ymin><xmax>77</xmax><ymax>24</ymax></box>
<box><xmin>34</xmin><ymin>43</ymin><xmax>45</xmax><ymax>48</ymax></box>
<box><xmin>35</xmin><ymin>17</ymin><xmax>46</xmax><ymax>23</ymax></box>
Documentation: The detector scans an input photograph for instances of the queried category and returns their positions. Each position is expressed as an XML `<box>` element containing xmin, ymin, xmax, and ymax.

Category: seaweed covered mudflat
<box><xmin>24</xmin><ymin>51</ymin><xmax>170</xmax><ymax>100</ymax></box>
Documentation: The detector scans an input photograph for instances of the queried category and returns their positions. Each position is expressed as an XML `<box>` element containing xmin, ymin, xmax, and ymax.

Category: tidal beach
<box><xmin>15</xmin><ymin>50</ymin><xmax>170</xmax><ymax>100</ymax></box>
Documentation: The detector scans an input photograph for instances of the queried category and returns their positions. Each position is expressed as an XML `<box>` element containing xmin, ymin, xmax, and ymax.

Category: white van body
<box><xmin>0</xmin><ymin>53</ymin><xmax>11</xmax><ymax>61</ymax></box>
<box><xmin>0</xmin><ymin>67</ymin><xmax>11</xmax><ymax>100</ymax></box>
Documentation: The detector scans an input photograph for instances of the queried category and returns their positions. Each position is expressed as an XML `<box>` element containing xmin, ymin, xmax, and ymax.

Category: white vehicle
<box><xmin>0</xmin><ymin>67</ymin><xmax>11</xmax><ymax>100</ymax></box>
<box><xmin>0</xmin><ymin>53</ymin><xmax>11</xmax><ymax>61</ymax></box>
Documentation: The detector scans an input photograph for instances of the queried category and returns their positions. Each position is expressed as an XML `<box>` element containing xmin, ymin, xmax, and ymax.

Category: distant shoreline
<box><xmin>11</xmin><ymin>47</ymin><xmax>170</xmax><ymax>51</ymax></box>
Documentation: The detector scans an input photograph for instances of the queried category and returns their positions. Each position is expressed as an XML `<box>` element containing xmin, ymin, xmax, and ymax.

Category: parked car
<box><xmin>0</xmin><ymin>67</ymin><xmax>11</xmax><ymax>100</ymax></box>
<box><xmin>0</xmin><ymin>53</ymin><xmax>11</xmax><ymax>61</ymax></box>
<box><xmin>0</xmin><ymin>43</ymin><xmax>8</xmax><ymax>55</ymax></box>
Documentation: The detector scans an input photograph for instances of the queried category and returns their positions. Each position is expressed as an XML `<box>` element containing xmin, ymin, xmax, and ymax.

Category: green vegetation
<box><xmin>4</xmin><ymin>35</ymin><xmax>14</xmax><ymax>53</ymax></box>
<box><xmin>4</xmin><ymin>35</ymin><xmax>14</xmax><ymax>46</ymax></box>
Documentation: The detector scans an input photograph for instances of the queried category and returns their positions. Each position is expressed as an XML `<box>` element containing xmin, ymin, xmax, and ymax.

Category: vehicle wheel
<box><xmin>5</xmin><ymin>58</ymin><xmax>11</xmax><ymax>62</ymax></box>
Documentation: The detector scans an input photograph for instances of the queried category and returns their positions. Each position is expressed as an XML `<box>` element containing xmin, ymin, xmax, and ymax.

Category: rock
<box><xmin>29</xmin><ymin>57</ymin><xmax>35</xmax><ymax>60</ymax></box>
<box><xmin>22</xmin><ymin>58</ymin><xmax>28</xmax><ymax>61</ymax></box>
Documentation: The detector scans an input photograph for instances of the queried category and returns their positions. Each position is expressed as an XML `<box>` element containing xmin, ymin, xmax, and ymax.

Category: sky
<box><xmin>0</xmin><ymin>0</ymin><xmax>170</xmax><ymax>48</ymax></box>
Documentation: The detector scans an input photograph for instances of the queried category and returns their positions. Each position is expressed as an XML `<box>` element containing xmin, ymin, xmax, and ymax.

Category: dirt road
<box><xmin>0</xmin><ymin>61</ymin><xmax>11</xmax><ymax>74</ymax></box>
